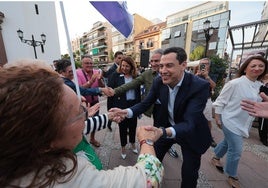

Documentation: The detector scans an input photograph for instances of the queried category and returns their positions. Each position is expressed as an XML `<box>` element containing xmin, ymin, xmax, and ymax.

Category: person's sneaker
<box><xmin>168</xmin><ymin>147</ymin><xmax>178</xmax><ymax>158</ymax></box>
<box><xmin>121</xmin><ymin>153</ymin><xmax>126</xmax><ymax>159</ymax></box>
<box><xmin>228</xmin><ymin>176</ymin><xmax>240</xmax><ymax>188</ymax></box>
<box><xmin>132</xmin><ymin>148</ymin><xmax>138</xmax><ymax>154</ymax></box>
<box><xmin>211</xmin><ymin>139</ymin><xmax>217</xmax><ymax>147</ymax></box>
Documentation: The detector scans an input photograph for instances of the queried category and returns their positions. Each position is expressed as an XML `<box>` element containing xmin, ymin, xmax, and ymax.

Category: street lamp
<box><xmin>17</xmin><ymin>29</ymin><xmax>46</xmax><ymax>59</ymax></box>
<box><xmin>203</xmin><ymin>19</ymin><xmax>215</xmax><ymax>57</ymax></box>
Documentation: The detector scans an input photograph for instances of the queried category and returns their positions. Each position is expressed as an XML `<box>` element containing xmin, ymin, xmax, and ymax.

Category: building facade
<box><xmin>134</xmin><ymin>22</ymin><xmax>166</xmax><ymax>64</ymax></box>
<box><xmin>162</xmin><ymin>1</ymin><xmax>230</xmax><ymax>59</ymax></box>
<box><xmin>0</xmin><ymin>2</ymin><xmax>61</xmax><ymax>66</ymax></box>
<box><xmin>112</xmin><ymin>13</ymin><xmax>153</xmax><ymax>61</ymax></box>
<box><xmin>255</xmin><ymin>1</ymin><xmax>268</xmax><ymax>45</ymax></box>
<box><xmin>81</xmin><ymin>21</ymin><xmax>112</xmax><ymax>64</ymax></box>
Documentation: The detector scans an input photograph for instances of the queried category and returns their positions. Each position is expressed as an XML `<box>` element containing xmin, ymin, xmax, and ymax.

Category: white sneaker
<box><xmin>121</xmin><ymin>153</ymin><xmax>126</xmax><ymax>159</ymax></box>
<box><xmin>132</xmin><ymin>149</ymin><xmax>138</xmax><ymax>154</ymax></box>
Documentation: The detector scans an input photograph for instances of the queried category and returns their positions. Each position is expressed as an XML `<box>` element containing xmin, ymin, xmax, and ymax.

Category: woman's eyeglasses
<box><xmin>68</xmin><ymin>105</ymin><xmax>88</xmax><ymax>125</ymax></box>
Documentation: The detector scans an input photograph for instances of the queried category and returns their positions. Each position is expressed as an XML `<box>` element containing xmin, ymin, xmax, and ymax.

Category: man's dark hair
<box><xmin>56</xmin><ymin>59</ymin><xmax>71</xmax><ymax>73</ymax></box>
<box><xmin>114</xmin><ymin>51</ymin><xmax>123</xmax><ymax>58</ymax></box>
<box><xmin>163</xmin><ymin>47</ymin><xmax>187</xmax><ymax>64</ymax></box>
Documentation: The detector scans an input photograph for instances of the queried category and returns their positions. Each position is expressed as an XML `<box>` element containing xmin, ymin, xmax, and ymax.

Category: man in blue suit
<box><xmin>110</xmin><ymin>47</ymin><xmax>212</xmax><ymax>188</ymax></box>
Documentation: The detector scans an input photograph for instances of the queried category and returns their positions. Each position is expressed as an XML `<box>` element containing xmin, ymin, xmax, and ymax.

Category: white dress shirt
<box><xmin>213</xmin><ymin>75</ymin><xmax>262</xmax><ymax>137</ymax></box>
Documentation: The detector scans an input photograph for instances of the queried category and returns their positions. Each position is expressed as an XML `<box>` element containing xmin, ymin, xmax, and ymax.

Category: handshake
<box><xmin>85</xmin><ymin>102</ymin><xmax>127</xmax><ymax>123</ymax></box>
<box><xmin>107</xmin><ymin>108</ymin><xmax>128</xmax><ymax>123</ymax></box>
<box><xmin>86</xmin><ymin>103</ymin><xmax>163</xmax><ymax>141</ymax></box>
<box><xmin>99</xmin><ymin>87</ymin><xmax>115</xmax><ymax>97</ymax></box>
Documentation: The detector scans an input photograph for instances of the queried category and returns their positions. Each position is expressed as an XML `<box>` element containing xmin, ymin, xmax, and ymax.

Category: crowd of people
<box><xmin>0</xmin><ymin>47</ymin><xmax>267</xmax><ymax>188</ymax></box>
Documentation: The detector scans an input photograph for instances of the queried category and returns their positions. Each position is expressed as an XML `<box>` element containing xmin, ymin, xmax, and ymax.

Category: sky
<box><xmin>56</xmin><ymin>0</ymin><xmax>265</xmax><ymax>54</ymax></box>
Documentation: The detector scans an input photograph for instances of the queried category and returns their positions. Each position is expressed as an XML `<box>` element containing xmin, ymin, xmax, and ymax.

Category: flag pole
<box><xmin>59</xmin><ymin>1</ymin><xmax>81</xmax><ymax>100</ymax></box>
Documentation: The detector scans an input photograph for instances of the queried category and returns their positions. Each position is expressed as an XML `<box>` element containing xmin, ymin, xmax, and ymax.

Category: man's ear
<box><xmin>181</xmin><ymin>61</ymin><xmax>187</xmax><ymax>69</ymax></box>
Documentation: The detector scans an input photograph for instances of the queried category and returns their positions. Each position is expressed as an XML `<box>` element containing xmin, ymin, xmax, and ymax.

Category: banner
<box><xmin>90</xmin><ymin>1</ymin><xmax>133</xmax><ymax>38</ymax></box>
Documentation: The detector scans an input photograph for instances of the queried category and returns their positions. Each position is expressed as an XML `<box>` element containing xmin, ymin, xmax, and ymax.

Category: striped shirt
<box><xmin>83</xmin><ymin>114</ymin><xmax>109</xmax><ymax>135</ymax></box>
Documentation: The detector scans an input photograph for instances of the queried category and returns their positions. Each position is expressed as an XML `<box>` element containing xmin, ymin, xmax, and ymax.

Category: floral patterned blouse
<box><xmin>137</xmin><ymin>154</ymin><xmax>164</xmax><ymax>188</ymax></box>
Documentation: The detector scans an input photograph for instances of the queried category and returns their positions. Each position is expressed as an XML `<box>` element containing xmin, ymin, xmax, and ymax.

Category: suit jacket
<box><xmin>103</xmin><ymin>63</ymin><xmax>118</xmax><ymax>81</ymax></box>
<box><xmin>114</xmin><ymin>69</ymin><xmax>158</xmax><ymax>117</ymax></box>
<box><xmin>108</xmin><ymin>72</ymin><xmax>141</xmax><ymax>110</ymax></box>
<box><xmin>130</xmin><ymin>72</ymin><xmax>212</xmax><ymax>154</ymax></box>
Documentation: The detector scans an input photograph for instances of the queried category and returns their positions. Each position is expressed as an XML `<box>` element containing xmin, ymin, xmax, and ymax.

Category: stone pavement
<box><xmin>88</xmin><ymin>97</ymin><xmax>268</xmax><ymax>188</ymax></box>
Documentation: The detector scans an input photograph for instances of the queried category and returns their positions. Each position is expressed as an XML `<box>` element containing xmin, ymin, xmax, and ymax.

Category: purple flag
<box><xmin>90</xmin><ymin>1</ymin><xmax>133</xmax><ymax>38</ymax></box>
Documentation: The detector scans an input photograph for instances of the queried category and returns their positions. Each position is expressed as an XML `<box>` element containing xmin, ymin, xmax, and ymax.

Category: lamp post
<box><xmin>17</xmin><ymin>29</ymin><xmax>46</xmax><ymax>59</ymax></box>
<box><xmin>203</xmin><ymin>19</ymin><xmax>215</xmax><ymax>57</ymax></box>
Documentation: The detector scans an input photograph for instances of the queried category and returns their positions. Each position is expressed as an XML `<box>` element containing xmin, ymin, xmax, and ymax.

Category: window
<box><xmin>147</xmin><ymin>39</ymin><xmax>153</xmax><ymax>48</ymax></box>
<box><xmin>162</xmin><ymin>28</ymin><xmax>171</xmax><ymax>41</ymax></box>
<box><xmin>174</xmin><ymin>31</ymin><xmax>181</xmax><ymax>38</ymax></box>
<box><xmin>182</xmin><ymin>15</ymin><xmax>188</xmax><ymax>21</ymax></box>
<box><xmin>139</xmin><ymin>41</ymin><xmax>144</xmax><ymax>49</ymax></box>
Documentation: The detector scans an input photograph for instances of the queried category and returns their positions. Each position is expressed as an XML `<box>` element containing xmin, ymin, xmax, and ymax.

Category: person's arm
<box><xmin>241</xmin><ymin>92</ymin><xmax>268</xmax><ymax>119</ymax></box>
<box><xmin>63</xmin><ymin>78</ymin><xmax>101</xmax><ymax>96</ymax></box>
<box><xmin>77</xmin><ymin>125</ymin><xmax>163</xmax><ymax>188</ymax></box>
<box><xmin>213</xmin><ymin>81</ymin><xmax>235</xmax><ymax>115</ymax></box>
<box><xmin>129</xmin><ymin>77</ymin><xmax>160</xmax><ymax>117</ymax></box>
<box><xmin>83</xmin><ymin>114</ymin><xmax>109</xmax><ymax>135</ymax></box>
<box><xmin>136</xmin><ymin>125</ymin><xmax>164</xmax><ymax>187</ymax></box>
<box><xmin>206</xmin><ymin>75</ymin><xmax>216</xmax><ymax>89</ymax></box>
<box><xmin>212</xmin><ymin>82</ymin><xmax>235</xmax><ymax>128</ymax></box>
<box><xmin>114</xmin><ymin>74</ymin><xmax>144</xmax><ymax>96</ymax></box>
<box><xmin>79</xmin><ymin>86</ymin><xmax>102</xmax><ymax>96</ymax></box>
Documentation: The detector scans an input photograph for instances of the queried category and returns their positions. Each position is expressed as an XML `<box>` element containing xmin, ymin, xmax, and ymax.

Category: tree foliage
<box><xmin>60</xmin><ymin>53</ymin><xmax>82</xmax><ymax>69</ymax></box>
<box><xmin>110</xmin><ymin>50</ymin><xmax>114</xmax><ymax>61</ymax></box>
<box><xmin>189</xmin><ymin>46</ymin><xmax>205</xmax><ymax>61</ymax></box>
<box><xmin>209</xmin><ymin>55</ymin><xmax>228</xmax><ymax>101</ymax></box>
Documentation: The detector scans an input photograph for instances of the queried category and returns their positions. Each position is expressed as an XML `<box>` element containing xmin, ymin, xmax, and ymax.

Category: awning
<box><xmin>187</xmin><ymin>60</ymin><xmax>200</xmax><ymax>67</ymax></box>
<box><xmin>228</xmin><ymin>19</ymin><xmax>268</xmax><ymax>59</ymax></box>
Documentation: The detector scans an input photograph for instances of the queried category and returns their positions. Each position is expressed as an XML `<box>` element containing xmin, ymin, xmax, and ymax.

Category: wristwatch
<box><xmin>160</xmin><ymin>127</ymin><xmax>167</xmax><ymax>138</ymax></box>
<box><xmin>140</xmin><ymin>139</ymin><xmax>154</xmax><ymax>147</ymax></box>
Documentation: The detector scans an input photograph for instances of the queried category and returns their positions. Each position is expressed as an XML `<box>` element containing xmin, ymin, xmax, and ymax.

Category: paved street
<box><xmin>88</xmin><ymin>97</ymin><xmax>268</xmax><ymax>188</ymax></box>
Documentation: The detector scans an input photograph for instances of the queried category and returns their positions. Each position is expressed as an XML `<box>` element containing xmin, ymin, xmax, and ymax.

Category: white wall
<box><xmin>0</xmin><ymin>2</ymin><xmax>61</xmax><ymax>65</ymax></box>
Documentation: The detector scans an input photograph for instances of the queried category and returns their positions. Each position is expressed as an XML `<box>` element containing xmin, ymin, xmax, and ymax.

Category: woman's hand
<box><xmin>214</xmin><ymin>113</ymin><xmax>222</xmax><ymax>129</ymax></box>
<box><xmin>137</xmin><ymin>125</ymin><xmax>162</xmax><ymax>142</ymax></box>
<box><xmin>87</xmin><ymin>103</ymin><xmax>100</xmax><ymax>117</ymax></box>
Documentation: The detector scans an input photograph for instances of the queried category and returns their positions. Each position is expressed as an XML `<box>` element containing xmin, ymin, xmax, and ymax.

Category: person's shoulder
<box><xmin>143</xmin><ymin>69</ymin><xmax>153</xmax><ymax>74</ymax></box>
<box><xmin>151</xmin><ymin>75</ymin><xmax>162</xmax><ymax>85</ymax></box>
<box><xmin>140</xmin><ymin>69</ymin><xmax>153</xmax><ymax>77</ymax></box>
<box><xmin>76</xmin><ymin>68</ymin><xmax>83</xmax><ymax>75</ymax></box>
<box><xmin>109</xmin><ymin>63</ymin><xmax>117</xmax><ymax>69</ymax></box>
<box><xmin>110</xmin><ymin>71</ymin><xmax>120</xmax><ymax>78</ymax></box>
<box><xmin>229</xmin><ymin>76</ymin><xmax>245</xmax><ymax>85</ymax></box>
<box><xmin>187</xmin><ymin>72</ymin><xmax>207</xmax><ymax>84</ymax></box>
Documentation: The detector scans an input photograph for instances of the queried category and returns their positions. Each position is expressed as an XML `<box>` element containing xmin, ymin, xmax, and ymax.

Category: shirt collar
<box><xmin>167</xmin><ymin>72</ymin><xmax>185</xmax><ymax>90</ymax></box>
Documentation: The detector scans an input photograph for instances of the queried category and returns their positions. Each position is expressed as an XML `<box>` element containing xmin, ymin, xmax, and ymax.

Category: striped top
<box><xmin>83</xmin><ymin>114</ymin><xmax>109</xmax><ymax>135</ymax></box>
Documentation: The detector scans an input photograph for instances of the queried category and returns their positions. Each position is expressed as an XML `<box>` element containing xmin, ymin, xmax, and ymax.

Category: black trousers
<box><xmin>154</xmin><ymin>137</ymin><xmax>201</xmax><ymax>188</ymax></box>
<box><xmin>258</xmin><ymin>118</ymin><xmax>268</xmax><ymax>143</ymax></box>
<box><xmin>118</xmin><ymin>117</ymin><xmax>137</xmax><ymax>147</ymax></box>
